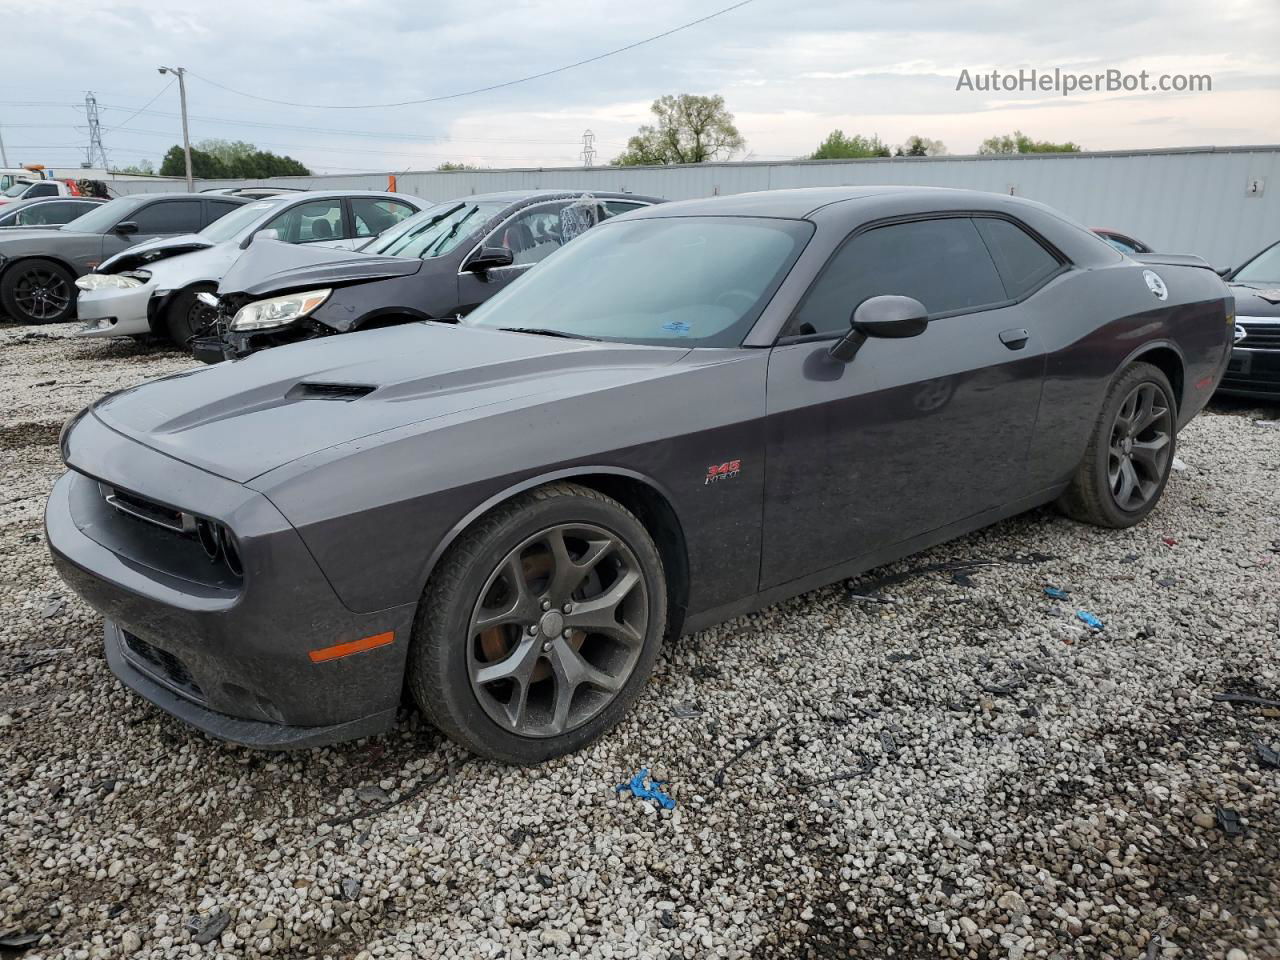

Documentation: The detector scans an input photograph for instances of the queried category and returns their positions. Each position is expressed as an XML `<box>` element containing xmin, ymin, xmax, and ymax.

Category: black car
<box><xmin>194</xmin><ymin>190</ymin><xmax>661</xmax><ymax>362</ymax></box>
<box><xmin>0</xmin><ymin>197</ymin><xmax>108</xmax><ymax>229</ymax></box>
<box><xmin>46</xmin><ymin>187</ymin><xmax>1232</xmax><ymax>762</ymax></box>
<box><xmin>0</xmin><ymin>193</ymin><xmax>248</xmax><ymax>324</ymax></box>
<box><xmin>1219</xmin><ymin>239</ymin><xmax>1280</xmax><ymax>399</ymax></box>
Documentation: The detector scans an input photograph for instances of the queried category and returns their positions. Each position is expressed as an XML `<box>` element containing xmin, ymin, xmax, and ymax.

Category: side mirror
<box><xmin>829</xmin><ymin>295</ymin><xmax>929</xmax><ymax>363</ymax></box>
<box><xmin>249</xmin><ymin>228</ymin><xmax>280</xmax><ymax>247</ymax></box>
<box><xmin>464</xmin><ymin>245</ymin><xmax>514</xmax><ymax>274</ymax></box>
<box><xmin>114</xmin><ymin>220</ymin><xmax>138</xmax><ymax>235</ymax></box>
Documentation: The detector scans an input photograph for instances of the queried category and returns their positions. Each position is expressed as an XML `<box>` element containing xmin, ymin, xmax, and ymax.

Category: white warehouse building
<box><xmin>106</xmin><ymin>144</ymin><xmax>1279</xmax><ymax>269</ymax></box>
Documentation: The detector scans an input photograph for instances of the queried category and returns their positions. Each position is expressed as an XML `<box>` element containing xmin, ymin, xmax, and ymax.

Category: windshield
<box><xmin>1234</xmin><ymin>242</ymin><xmax>1280</xmax><ymax>284</ymax></box>
<box><xmin>60</xmin><ymin>196</ymin><xmax>140</xmax><ymax>234</ymax></box>
<box><xmin>368</xmin><ymin>200</ymin><xmax>506</xmax><ymax>259</ymax></box>
<box><xmin>2</xmin><ymin>182</ymin><xmax>31</xmax><ymax>198</ymax></box>
<box><xmin>463</xmin><ymin>216</ymin><xmax>813</xmax><ymax>347</ymax></box>
<box><xmin>199</xmin><ymin>198</ymin><xmax>284</xmax><ymax>243</ymax></box>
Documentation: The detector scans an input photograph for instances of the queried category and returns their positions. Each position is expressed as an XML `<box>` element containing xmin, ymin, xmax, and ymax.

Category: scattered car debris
<box><xmin>847</xmin><ymin>592</ymin><xmax>895</xmax><ymax>605</ymax></box>
<box><xmin>1254</xmin><ymin>418</ymin><xmax>1279</xmax><ymax>428</ymax></box>
<box><xmin>1002</xmin><ymin>552</ymin><xmax>1057</xmax><ymax>565</ymax></box>
<box><xmin>1044</xmin><ymin>586</ymin><xmax>1070</xmax><ymax>600</ymax></box>
<box><xmin>615</xmin><ymin>768</ymin><xmax>675</xmax><ymax>809</ymax></box>
<box><xmin>712</xmin><ymin>725</ymin><xmax>782</xmax><ymax>787</ymax></box>
<box><xmin>1120</xmin><ymin>552</ymin><xmax>1140</xmax><ymax>563</ymax></box>
<box><xmin>1254</xmin><ymin>740</ymin><xmax>1280</xmax><ymax>770</ymax></box>
<box><xmin>659</xmin><ymin>910</ymin><xmax>677</xmax><ymax>929</ymax></box>
<box><xmin>1076</xmin><ymin>611</ymin><xmax>1104</xmax><ymax>631</ymax></box>
<box><xmin>1213</xmin><ymin>692</ymin><xmax>1280</xmax><ymax>709</ymax></box>
<box><xmin>1171</xmin><ymin>456</ymin><xmax>1187</xmax><ymax>471</ymax></box>
<box><xmin>886</xmin><ymin>652</ymin><xmax>921</xmax><ymax>663</ymax></box>
<box><xmin>670</xmin><ymin>702</ymin><xmax>705</xmax><ymax>719</ymax></box>
<box><xmin>0</xmin><ymin>931</ymin><xmax>43</xmax><ymax>949</ymax></box>
<box><xmin>39</xmin><ymin>599</ymin><xmax>64</xmax><ymax>619</ymax></box>
<box><xmin>186</xmin><ymin>911</ymin><xmax>229</xmax><ymax>945</ymax></box>
<box><xmin>1161</xmin><ymin>537</ymin><xmax>1178</xmax><ymax>547</ymax></box>
<box><xmin>1215</xmin><ymin>806</ymin><xmax>1244</xmax><ymax>837</ymax></box>
<box><xmin>879</xmin><ymin>730</ymin><xmax>899</xmax><ymax>756</ymax></box>
<box><xmin>1156</xmin><ymin>577</ymin><xmax>1177</xmax><ymax>588</ymax></box>
<box><xmin>950</xmin><ymin>570</ymin><xmax>976</xmax><ymax>588</ymax></box>
<box><xmin>340</xmin><ymin>877</ymin><xmax>361</xmax><ymax>901</ymax></box>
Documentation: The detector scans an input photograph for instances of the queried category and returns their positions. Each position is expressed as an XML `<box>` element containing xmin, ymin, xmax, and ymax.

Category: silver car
<box><xmin>75</xmin><ymin>191</ymin><xmax>423</xmax><ymax>348</ymax></box>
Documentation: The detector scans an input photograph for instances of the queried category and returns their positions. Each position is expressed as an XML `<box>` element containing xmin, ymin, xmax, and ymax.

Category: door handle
<box><xmin>999</xmin><ymin>328</ymin><xmax>1030</xmax><ymax>350</ymax></box>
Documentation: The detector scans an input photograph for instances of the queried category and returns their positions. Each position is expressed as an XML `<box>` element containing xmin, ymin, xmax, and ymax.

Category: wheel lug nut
<box><xmin>542</xmin><ymin>641</ymin><xmax>552</xmax><ymax>652</ymax></box>
<box><xmin>563</xmin><ymin>630</ymin><xmax>572</xmax><ymax>639</ymax></box>
<box><xmin>528</xmin><ymin>624</ymin><xmax>538</xmax><ymax>635</ymax></box>
<box><xmin>562</xmin><ymin>603</ymin><xmax>572</xmax><ymax>613</ymax></box>
<box><xmin>541</xmin><ymin>600</ymin><xmax>551</xmax><ymax>611</ymax></box>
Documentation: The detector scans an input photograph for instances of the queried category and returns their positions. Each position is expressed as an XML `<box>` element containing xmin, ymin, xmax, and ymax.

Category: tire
<box><xmin>163</xmin><ymin>285</ymin><xmax>217</xmax><ymax>350</ymax></box>
<box><xmin>0</xmin><ymin>258</ymin><xmax>76</xmax><ymax>324</ymax></box>
<box><xmin>1057</xmin><ymin>361</ymin><xmax>1177</xmax><ymax>528</ymax></box>
<box><xmin>408</xmin><ymin>482</ymin><xmax>667</xmax><ymax>763</ymax></box>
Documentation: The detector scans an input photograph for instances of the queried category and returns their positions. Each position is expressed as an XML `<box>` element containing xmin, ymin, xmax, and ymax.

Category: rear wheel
<box><xmin>1057</xmin><ymin>361</ymin><xmax>1177</xmax><ymax>528</ymax></box>
<box><xmin>164</xmin><ymin>285</ymin><xmax>218</xmax><ymax>350</ymax></box>
<box><xmin>0</xmin><ymin>259</ymin><xmax>76</xmax><ymax>324</ymax></box>
<box><xmin>408</xmin><ymin>482</ymin><xmax>667</xmax><ymax>763</ymax></box>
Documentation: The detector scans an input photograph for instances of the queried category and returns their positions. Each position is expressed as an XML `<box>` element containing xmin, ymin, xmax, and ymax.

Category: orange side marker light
<box><xmin>308</xmin><ymin>631</ymin><xmax>395</xmax><ymax>663</ymax></box>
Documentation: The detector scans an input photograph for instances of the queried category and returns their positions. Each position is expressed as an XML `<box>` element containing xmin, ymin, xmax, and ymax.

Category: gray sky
<box><xmin>1</xmin><ymin>0</ymin><xmax>1276</xmax><ymax>174</ymax></box>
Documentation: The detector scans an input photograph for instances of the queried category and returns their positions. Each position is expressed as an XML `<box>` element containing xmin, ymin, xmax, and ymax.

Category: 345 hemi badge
<box><xmin>705</xmin><ymin>460</ymin><xmax>742</xmax><ymax>484</ymax></box>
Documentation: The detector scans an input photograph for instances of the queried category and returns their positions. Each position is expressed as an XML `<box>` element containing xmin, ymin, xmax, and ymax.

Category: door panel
<box><xmin>761</xmin><ymin>310</ymin><xmax>1045</xmax><ymax>589</ymax></box>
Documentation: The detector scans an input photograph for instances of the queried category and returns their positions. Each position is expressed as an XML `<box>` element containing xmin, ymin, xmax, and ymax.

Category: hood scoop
<box><xmin>287</xmin><ymin>382</ymin><xmax>377</xmax><ymax>402</ymax></box>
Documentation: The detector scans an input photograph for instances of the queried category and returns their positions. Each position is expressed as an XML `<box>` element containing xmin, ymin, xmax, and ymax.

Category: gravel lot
<box><xmin>2</xmin><ymin>321</ymin><xmax>1278</xmax><ymax>960</ymax></box>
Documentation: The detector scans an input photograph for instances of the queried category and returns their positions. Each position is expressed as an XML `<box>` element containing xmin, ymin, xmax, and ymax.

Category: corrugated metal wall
<box><xmin>108</xmin><ymin>146</ymin><xmax>1279</xmax><ymax>267</ymax></box>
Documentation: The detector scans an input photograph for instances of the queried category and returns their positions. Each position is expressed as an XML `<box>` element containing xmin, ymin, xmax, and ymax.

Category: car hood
<box><xmin>100</xmin><ymin>234</ymin><xmax>215</xmax><ymax>272</ymax></box>
<box><xmin>1231</xmin><ymin>283</ymin><xmax>1280</xmax><ymax>315</ymax></box>
<box><xmin>218</xmin><ymin>239</ymin><xmax>422</xmax><ymax>297</ymax></box>
<box><xmin>89</xmin><ymin>322</ymin><xmax>689</xmax><ymax>483</ymax></box>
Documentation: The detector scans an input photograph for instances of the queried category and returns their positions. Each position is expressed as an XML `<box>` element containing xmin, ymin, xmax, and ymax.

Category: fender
<box><xmin>413</xmin><ymin>464</ymin><xmax>684</xmax><ymax>597</ymax></box>
<box><xmin>1120</xmin><ymin>337</ymin><xmax>1188</xmax><ymax>415</ymax></box>
<box><xmin>0</xmin><ymin>252</ymin><xmax>81</xmax><ymax>282</ymax></box>
<box><xmin>340</xmin><ymin>305</ymin><xmax>436</xmax><ymax>334</ymax></box>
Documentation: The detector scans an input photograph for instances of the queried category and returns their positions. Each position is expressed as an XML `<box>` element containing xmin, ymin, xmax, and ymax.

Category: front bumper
<box><xmin>72</xmin><ymin>283</ymin><xmax>153</xmax><ymax>338</ymax></box>
<box><xmin>45</xmin><ymin>414</ymin><xmax>416</xmax><ymax>748</ymax></box>
<box><xmin>1218</xmin><ymin>319</ymin><xmax>1280</xmax><ymax>399</ymax></box>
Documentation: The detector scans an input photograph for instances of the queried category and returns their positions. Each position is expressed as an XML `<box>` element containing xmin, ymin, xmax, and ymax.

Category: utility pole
<box><xmin>0</xmin><ymin>122</ymin><xmax>9</xmax><ymax>167</ymax></box>
<box><xmin>158</xmin><ymin>66</ymin><xmax>193</xmax><ymax>191</ymax></box>
<box><xmin>581</xmin><ymin>129</ymin><xmax>596</xmax><ymax>167</ymax></box>
<box><xmin>84</xmin><ymin>92</ymin><xmax>109</xmax><ymax>169</ymax></box>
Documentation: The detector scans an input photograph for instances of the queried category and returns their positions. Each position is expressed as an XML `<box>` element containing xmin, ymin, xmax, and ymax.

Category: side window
<box><xmin>489</xmin><ymin>202</ymin><xmax>572</xmax><ymax>267</ymax></box>
<box><xmin>27</xmin><ymin>182</ymin><xmax>58</xmax><ymax>198</ymax></box>
<box><xmin>975</xmin><ymin>217</ymin><xmax>1062</xmax><ymax>300</ymax></box>
<box><xmin>266</xmin><ymin>199</ymin><xmax>345</xmax><ymax>243</ymax></box>
<box><xmin>205</xmin><ymin>200</ymin><xmax>243</xmax><ymax>226</ymax></box>
<box><xmin>790</xmin><ymin>217</ymin><xmax>1006</xmax><ymax>336</ymax></box>
<box><xmin>599</xmin><ymin>200</ymin><xmax>647</xmax><ymax>221</ymax></box>
<box><xmin>132</xmin><ymin>200</ymin><xmax>203</xmax><ymax>234</ymax></box>
<box><xmin>351</xmin><ymin>198</ymin><xmax>417</xmax><ymax>238</ymax></box>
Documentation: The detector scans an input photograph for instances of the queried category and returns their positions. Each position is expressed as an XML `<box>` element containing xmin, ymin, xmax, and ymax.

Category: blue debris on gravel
<box><xmin>616</xmin><ymin>768</ymin><xmax>676</xmax><ymax>810</ymax></box>
<box><xmin>1044</xmin><ymin>586</ymin><xmax>1070</xmax><ymax>600</ymax></box>
<box><xmin>1076</xmin><ymin>610</ymin><xmax>1104</xmax><ymax>631</ymax></box>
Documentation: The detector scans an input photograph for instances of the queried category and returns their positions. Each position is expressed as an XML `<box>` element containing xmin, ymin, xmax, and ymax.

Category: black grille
<box><xmin>1239</xmin><ymin>322</ymin><xmax>1280</xmax><ymax>351</ymax></box>
<box><xmin>122</xmin><ymin>631</ymin><xmax>204</xmax><ymax>700</ymax></box>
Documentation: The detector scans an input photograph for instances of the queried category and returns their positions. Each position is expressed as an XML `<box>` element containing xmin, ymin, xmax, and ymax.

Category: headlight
<box><xmin>230</xmin><ymin>289</ymin><xmax>331</xmax><ymax>332</ymax></box>
<box><xmin>75</xmin><ymin>273</ymin><xmax>144</xmax><ymax>292</ymax></box>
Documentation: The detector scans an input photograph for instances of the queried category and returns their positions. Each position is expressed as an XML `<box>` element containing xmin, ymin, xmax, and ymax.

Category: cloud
<box><xmin>0</xmin><ymin>0</ymin><xmax>1275</xmax><ymax>173</ymax></box>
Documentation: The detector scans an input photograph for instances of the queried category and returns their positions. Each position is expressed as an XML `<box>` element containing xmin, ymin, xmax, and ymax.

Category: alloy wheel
<box><xmin>14</xmin><ymin>267</ymin><xmax>71</xmax><ymax>320</ymax></box>
<box><xmin>1107</xmin><ymin>381</ymin><xmax>1172</xmax><ymax>512</ymax></box>
<box><xmin>466</xmin><ymin>523</ymin><xmax>649</xmax><ymax>738</ymax></box>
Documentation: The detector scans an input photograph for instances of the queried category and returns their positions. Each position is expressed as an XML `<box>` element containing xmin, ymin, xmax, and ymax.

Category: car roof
<box><xmin>459</xmin><ymin>189</ymin><xmax>663</xmax><ymax>205</ymax></box>
<box><xmin>635</xmin><ymin>185</ymin><xmax>1048</xmax><ymax>220</ymax></box>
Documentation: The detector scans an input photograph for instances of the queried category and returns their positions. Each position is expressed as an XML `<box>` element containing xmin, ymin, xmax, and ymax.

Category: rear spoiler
<box><xmin>1132</xmin><ymin>253</ymin><xmax>1215</xmax><ymax>271</ymax></box>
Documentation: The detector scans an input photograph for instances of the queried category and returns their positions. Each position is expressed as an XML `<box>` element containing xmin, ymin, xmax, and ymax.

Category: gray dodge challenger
<box><xmin>46</xmin><ymin>187</ymin><xmax>1234</xmax><ymax>763</ymax></box>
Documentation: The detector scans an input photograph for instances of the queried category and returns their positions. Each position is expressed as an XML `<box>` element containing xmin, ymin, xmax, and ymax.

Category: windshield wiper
<box><xmin>497</xmin><ymin>327</ymin><xmax>601</xmax><ymax>341</ymax></box>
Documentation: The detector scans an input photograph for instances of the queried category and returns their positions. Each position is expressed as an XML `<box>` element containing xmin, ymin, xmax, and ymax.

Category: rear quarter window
<box><xmin>975</xmin><ymin>217</ymin><xmax>1063</xmax><ymax>299</ymax></box>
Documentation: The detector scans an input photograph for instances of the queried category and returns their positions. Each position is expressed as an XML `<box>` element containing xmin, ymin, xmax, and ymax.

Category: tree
<box><xmin>894</xmin><ymin>135</ymin><xmax>947</xmax><ymax>157</ymax></box>
<box><xmin>808</xmin><ymin>130</ymin><xmax>891</xmax><ymax>160</ymax></box>
<box><xmin>612</xmin><ymin>94</ymin><xmax>745</xmax><ymax>166</ymax></box>
<box><xmin>436</xmin><ymin>161</ymin><xmax>476</xmax><ymax>171</ymax></box>
<box><xmin>114</xmin><ymin>160</ymin><xmax>155</xmax><ymax>175</ymax></box>
<box><xmin>159</xmin><ymin>141</ymin><xmax>311</xmax><ymax>179</ymax></box>
<box><xmin>978</xmin><ymin>130</ymin><xmax>1082</xmax><ymax>155</ymax></box>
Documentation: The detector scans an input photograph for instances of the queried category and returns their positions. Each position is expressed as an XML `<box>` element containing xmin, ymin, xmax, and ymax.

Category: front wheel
<box><xmin>1057</xmin><ymin>361</ymin><xmax>1177</xmax><ymax>528</ymax></box>
<box><xmin>164</xmin><ymin>285</ymin><xmax>218</xmax><ymax>350</ymax></box>
<box><xmin>0</xmin><ymin>258</ymin><xmax>76</xmax><ymax>324</ymax></box>
<box><xmin>408</xmin><ymin>482</ymin><xmax>667</xmax><ymax>763</ymax></box>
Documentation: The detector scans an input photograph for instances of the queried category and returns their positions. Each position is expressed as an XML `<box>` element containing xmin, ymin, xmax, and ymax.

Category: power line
<box><xmin>184</xmin><ymin>0</ymin><xmax>756</xmax><ymax>109</ymax></box>
<box><xmin>102</xmin><ymin>79</ymin><xmax>175</xmax><ymax>134</ymax></box>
